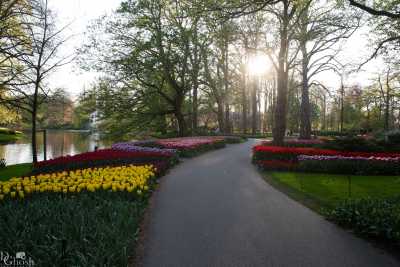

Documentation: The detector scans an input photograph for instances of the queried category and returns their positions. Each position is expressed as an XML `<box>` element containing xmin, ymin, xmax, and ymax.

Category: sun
<box><xmin>247</xmin><ymin>54</ymin><xmax>270</xmax><ymax>76</ymax></box>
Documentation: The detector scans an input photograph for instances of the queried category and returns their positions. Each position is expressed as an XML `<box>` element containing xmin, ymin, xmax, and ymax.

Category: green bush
<box><xmin>0</xmin><ymin>192</ymin><xmax>149</xmax><ymax>266</ymax></box>
<box><xmin>320</xmin><ymin>136</ymin><xmax>384</xmax><ymax>152</ymax></box>
<box><xmin>298</xmin><ymin>159</ymin><xmax>400</xmax><ymax>176</ymax></box>
<box><xmin>312</xmin><ymin>130</ymin><xmax>350</xmax><ymax>137</ymax></box>
<box><xmin>222</xmin><ymin>136</ymin><xmax>246</xmax><ymax>144</ymax></box>
<box><xmin>325</xmin><ymin>198</ymin><xmax>400</xmax><ymax>243</ymax></box>
<box><xmin>386</xmin><ymin>130</ymin><xmax>400</xmax><ymax>144</ymax></box>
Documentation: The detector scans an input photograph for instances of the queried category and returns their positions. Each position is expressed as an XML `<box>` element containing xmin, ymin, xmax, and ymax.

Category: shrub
<box><xmin>298</xmin><ymin>155</ymin><xmax>400</xmax><ymax>175</ymax></box>
<box><xmin>321</xmin><ymin>136</ymin><xmax>383</xmax><ymax>152</ymax></box>
<box><xmin>325</xmin><ymin>198</ymin><xmax>400</xmax><ymax>243</ymax></box>
<box><xmin>222</xmin><ymin>136</ymin><xmax>246</xmax><ymax>144</ymax></box>
<box><xmin>386</xmin><ymin>130</ymin><xmax>400</xmax><ymax>144</ymax></box>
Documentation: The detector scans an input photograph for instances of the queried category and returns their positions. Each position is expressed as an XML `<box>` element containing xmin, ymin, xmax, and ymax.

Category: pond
<box><xmin>0</xmin><ymin>130</ymin><xmax>113</xmax><ymax>165</ymax></box>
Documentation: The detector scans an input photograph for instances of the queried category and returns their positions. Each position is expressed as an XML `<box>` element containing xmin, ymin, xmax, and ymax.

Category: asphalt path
<box><xmin>141</xmin><ymin>139</ymin><xmax>399</xmax><ymax>267</ymax></box>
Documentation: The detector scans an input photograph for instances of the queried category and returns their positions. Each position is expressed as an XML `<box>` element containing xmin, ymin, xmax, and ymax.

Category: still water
<box><xmin>0</xmin><ymin>130</ymin><xmax>112</xmax><ymax>165</ymax></box>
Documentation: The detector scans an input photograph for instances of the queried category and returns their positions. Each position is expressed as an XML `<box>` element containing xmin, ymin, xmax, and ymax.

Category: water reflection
<box><xmin>0</xmin><ymin>130</ymin><xmax>112</xmax><ymax>165</ymax></box>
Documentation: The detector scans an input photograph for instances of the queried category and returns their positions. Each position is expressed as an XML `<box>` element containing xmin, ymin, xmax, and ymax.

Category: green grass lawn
<box><xmin>265</xmin><ymin>172</ymin><xmax>400</xmax><ymax>209</ymax></box>
<box><xmin>0</xmin><ymin>163</ymin><xmax>32</xmax><ymax>181</ymax></box>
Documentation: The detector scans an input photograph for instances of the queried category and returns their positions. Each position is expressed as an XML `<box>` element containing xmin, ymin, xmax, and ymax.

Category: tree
<box><xmin>265</xmin><ymin>0</ymin><xmax>302</xmax><ymax>145</ymax></box>
<box><xmin>295</xmin><ymin>0</ymin><xmax>359</xmax><ymax>139</ymax></box>
<box><xmin>0</xmin><ymin>0</ymin><xmax>30</xmax><ymax>88</ymax></box>
<box><xmin>376</xmin><ymin>68</ymin><xmax>400</xmax><ymax>131</ymax></box>
<box><xmin>349</xmin><ymin>0</ymin><xmax>400</xmax><ymax>66</ymax></box>
<box><xmin>81</xmin><ymin>0</ymin><xmax>208</xmax><ymax>137</ymax></box>
<box><xmin>1</xmin><ymin>0</ymin><xmax>72</xmax><ymax>163</ymax></box>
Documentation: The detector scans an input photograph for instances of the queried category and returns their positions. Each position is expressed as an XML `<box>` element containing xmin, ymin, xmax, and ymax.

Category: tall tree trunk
<box><xmin>241</xmin><ymin>66</ymin><xmax>247</xmax><ymax>134</ymax></box>
<box><xmin>225</xmin><ymin>104</ymin><xmax>230</xmax><ymax>133</ymax></box>
<box><xmin>31</xmin><ymin>109</ymin><xmax>37</xmax><ymax>163</ymax></box>
<box><xmin>384</xmin><ymin>95</ymin><xmax>390</xmax><ymax>131</ymax></box>
<box><xmin>176</xmin><ymin>111</ymin><xmax>186</xmax><ymax>137</ymax></box>
<box><xmin>251</xmin><ymin>77</ymin><xmax>258</xmax><ymax>135</ymax></box>
<box><xmin>175</xmin><ymin>93</ymin><xmax>187</xmax><ymax>137</ymax></box>
<box><xmin>223</xmin><ymin>27</ymin><xmax>230</xmax><ymax>134</ymax></box>
<box><xmin>322</xmin><ymin>94</ymin><xmax>327</xmax><ymax>130</ymax></box>
<box><xmin>340</xmin><ymin>82</ymin><xmax>345</xmax><ymax>132</ymax></box>
<box><xmin>192</xmin><ymin>81</ymin><xmax>198</xmax><ymax>134</ymax></box>
<box><xmin>299</xmin><ymin>43</ymin><xmax>311</xmax><ymax>139</ymax></box>
<box><xmin>217</xmin><ymin>100</ymin><xmax>225</xmax><ymax>133</ymax></box>
<box><xmin>191</xmin><ymin>26</ymin><xmax>199</xmax><ymax>134</ymax></box>
<box><xmin>31</xmin><ymin>83</ymin><xmax>39</xmax><ymax>163</ymax></box>
<box><xmin>272</xmin><ymin>0</ymin><xmax>289</xmax><ymax>146</ymax></box>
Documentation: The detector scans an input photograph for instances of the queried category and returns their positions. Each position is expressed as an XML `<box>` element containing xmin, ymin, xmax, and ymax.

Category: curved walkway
<box><xmin>141</xmin><ymin>139</ymin><xmax>399</xmax><ymax>267</ymax></box>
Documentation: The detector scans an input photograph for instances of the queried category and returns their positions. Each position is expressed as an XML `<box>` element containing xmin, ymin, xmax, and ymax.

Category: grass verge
<box><xmin>0</xmin><ymin>163</ymin><xmax>32</xmax><ymax>181</ymax></box>
<box><xmin>264</xmin><ymin>172</ymin><xmax>400</xmax><ymax>209</ymax></box>
<box><xmin>261</xmin><ymin>171</ymin><xmax>400</xmax><ymax>252</ymax></box>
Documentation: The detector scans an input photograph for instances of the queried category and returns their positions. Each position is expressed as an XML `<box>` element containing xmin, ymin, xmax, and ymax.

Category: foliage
<box><xmin>312</xmin><ymin>130</ymin><xmax>351</xmax><ymax>137</ymax></box>
<box><xmin>221</xmin><ymin>136</ymin><xmax>246</xmax><ymax>144</ymax></box>
<box><xmin>0</xmin><ymin>192</ymin><xmax>148</xmax><ymax>266</ymax></box>
<box><xmin>321</xmin><ymin>136</ymin><xmax>384</xmax><ymax>152</ymax></box>
<box><xmin>325</xmin><ymin>197</ymin><xmax>400</xmax><ymax>243</ymax></box>
<box><xmin>386</xmin><ymin>130</ymin><xmax>400</xmax><ymax>143</ymax></box>
<box><xmin>298</xmin><ymin>155</ymin><xmax>400</xmax><ymax>175</ymax></box>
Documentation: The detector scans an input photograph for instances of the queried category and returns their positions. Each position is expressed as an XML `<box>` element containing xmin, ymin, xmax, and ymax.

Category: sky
<box><xmin>47</xmin><ymin>0</ymin><xmax>122</xmax><ymax>100</ymax></box>
<box><xmin>47</xmin><ymin>0</ymin><xmax>381</xmax><ymax>101</ymax></box>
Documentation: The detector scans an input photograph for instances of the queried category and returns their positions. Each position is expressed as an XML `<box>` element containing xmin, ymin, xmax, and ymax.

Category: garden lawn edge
<box><xmin>259</xmin><ymin>170</ymin><xmax>400</xmax><ymax>260</ymax></box>
<box><xmin>261</xmin><ymin>171</ymin><xmax>326</xmax><ymax>212</ymax></box>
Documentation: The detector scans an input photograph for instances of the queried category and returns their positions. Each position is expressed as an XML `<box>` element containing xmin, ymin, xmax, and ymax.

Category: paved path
<box><xmin>141</xmin><ymin>140</ymin><xmax>399</xmax><ymax>267</ymax></box>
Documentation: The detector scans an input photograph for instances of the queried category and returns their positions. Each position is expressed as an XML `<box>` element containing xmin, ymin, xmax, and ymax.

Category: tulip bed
<box><xmin>134</xmin><ymin>137</ymin><xmax>227</xmax><ymax>157</ymax></box>
<box><xmin>32</xmin><ymin>148</ymin><xmax>175</xmax><ymax>175</ymax></box>
<box><xmin>253</xmin><ymin>145</ymin><xmax>400</xmax><ymax>175</ymax></box>
<box><xmin>0</xmin><ymin>165</ymin><xmax>155</xmax><ymax>201</ymax></box>
<box><xmin>0</xmin><ymin>164</ymin><xmax>157</xmax><ymax>266</ymax></box>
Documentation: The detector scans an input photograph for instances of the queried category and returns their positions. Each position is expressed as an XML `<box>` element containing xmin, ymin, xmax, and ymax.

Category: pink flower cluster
<box><xmin>157</xmin><ymin>137</ymin><xmax>224</xmax><ymax>149</ymax></box>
